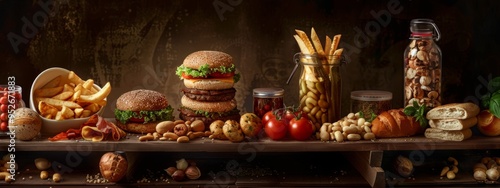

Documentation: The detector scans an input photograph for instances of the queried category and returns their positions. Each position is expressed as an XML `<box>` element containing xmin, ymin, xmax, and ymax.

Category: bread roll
<box><xmin>426</xmin><ymin>103</ymin><xmax>480</xmax><ymax>120</ymax></box>
<box><xmin>371</xmin><ymin>109</ymin><xmax>422</xmax><ymax>138</ymax></box>
<box><xmin>429</xmin><ymin>117</ymin><xmax>477</xmax><ymax>130</ymax></box>
<box><xmin>424</xmin><ymin>128</ymin><xmax>472</xmax><ymax>141</ymax></box>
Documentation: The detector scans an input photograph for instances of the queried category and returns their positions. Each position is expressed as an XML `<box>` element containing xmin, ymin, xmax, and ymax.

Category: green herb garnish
<box><xmin>481</xmin><ymin>77</ymin><xmax>500</xmax><ymax>118</ymax></box>
<box><xmin>403</xmin><ymin>101</ymin><xmax>429</xmax><ymax>128</ymax></box>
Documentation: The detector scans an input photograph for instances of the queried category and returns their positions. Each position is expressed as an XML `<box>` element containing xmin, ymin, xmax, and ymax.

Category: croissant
<box><xmin>371</xmin><ymin>109</ymin><xmax>422</xmax><ymax>138</ymax></box>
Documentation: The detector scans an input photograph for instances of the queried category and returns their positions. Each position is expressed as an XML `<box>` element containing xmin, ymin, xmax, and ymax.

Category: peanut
<box><xmin>448</xmin><ymin>157</ymin><xmax>459</xmax><ymax>166</ymax></box>
<box><xmin>163</xmin><ymin>132</ymin><xmax>179</xmax><ymax>140</ymax></box>
<box><xmin>177</xmin><ymin>136</ymin><xmax>190</xmax><ymax>143</ymax></box>
<box><xmin>334</xmin><ymin>131</ymin><xmax>343</xmax><ymax>142</ymax></box>
<box><xmin>446</xmin><ymin>171</ymin><xmax>455</xmax><ymax>180</ymax></box>
<box><xmin>347</xmin><ymin>134</ymin><xmax>361</xmax><ymax>141</ymax></box>
<box><xmin>40</xmin><ymin>170</ymin><xmax>49</xmax><ymax>180</ymax></box>
<box><xmin>440</xmin><ymin>166</ymin><xmax>449</xmax><ymax>176</ymax></box>
<box><xmin>139</xmin><ymin>133</ymin><xmax>154</xmax><ymax>141</ymax></box>
<box><xmin>188</xmin><ymin>132</ymin><xmax>205</xmax><ymax>140</ymax></box>
<box><xmin>363</xmin><ymin>132</ymin><xmax>375</xmax><ymax>140</ymax></box>
<box><xmin>52</xmin><ymin>173</ymin><xmax>62</xmax><ymax>182</ymax></box>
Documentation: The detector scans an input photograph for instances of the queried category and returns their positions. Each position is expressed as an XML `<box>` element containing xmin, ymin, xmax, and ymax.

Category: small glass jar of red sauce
<box><xmin>253</xmin><ymin>88</ymin><xmax>284</xmax><ymax>118</ymax></box>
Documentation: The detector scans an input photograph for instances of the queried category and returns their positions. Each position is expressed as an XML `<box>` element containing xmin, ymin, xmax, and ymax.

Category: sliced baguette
<box><xmin>429</xmin><ymin>117</ymin><xmax>477</xmax><ymax>130</ymax></box>
<box><xmin>426</xmin><ymin>103</ymin><xmax>480</xmax><ymax>120</ymax></box>
<box><xmin>424</xmin><ymin>128</ymin><xmax>472</xmax><ymax>141</ymax></box>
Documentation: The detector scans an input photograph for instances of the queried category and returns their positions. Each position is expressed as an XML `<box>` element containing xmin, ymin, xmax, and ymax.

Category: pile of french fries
<box><xmin>34</xmin><ymin>71</ymin><xmax>111</xmax><ymax>120</ymax></box>
<box><xmin>293</xmin><ymin>27</ymin><xmax>343</xmax><ymax>75</ymax></box>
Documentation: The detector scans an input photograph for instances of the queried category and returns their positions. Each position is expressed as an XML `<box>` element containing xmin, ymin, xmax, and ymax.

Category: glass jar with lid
<box><xmin>351</xmin><ymin>90</ymin><xmax>392</xmax><ymax>120</ymax></box>
<box><xmin>253</xmin><ymin>88</ymin><xmax>284</xmax><ymax>118</ymax></box>
<box><xmin>404</xmin><ymin>19</ymin><xmax>442</xmax><ymax>108</ymax></box>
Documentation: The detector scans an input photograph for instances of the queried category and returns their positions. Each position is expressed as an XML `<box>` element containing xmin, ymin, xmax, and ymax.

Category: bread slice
<box><xmin>426</xmin><ymin>103</ymin><xmax>480</xmax><ymax>120</ymax></box>
<box><xmin>424</xmin><ymin>128</ymin><xmax>472</xmax><ymax>141</ymax></box>
<box><xmin>429</xmin><ymin>117</ymin><xmax>477</xmax><ymax>130</ymax></box>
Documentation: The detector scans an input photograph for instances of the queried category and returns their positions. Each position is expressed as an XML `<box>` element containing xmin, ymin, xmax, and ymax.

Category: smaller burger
<box><xmin>114</xmin><ymin>89</ymin><xmax>174</xmax><ymax>133</ymax></box>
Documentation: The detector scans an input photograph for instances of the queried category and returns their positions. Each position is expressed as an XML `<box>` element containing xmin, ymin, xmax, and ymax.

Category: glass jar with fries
<box><xmin>289</xmin><ymin>53</ymin><xmax>343</xmax><ymax>131</ymax></box>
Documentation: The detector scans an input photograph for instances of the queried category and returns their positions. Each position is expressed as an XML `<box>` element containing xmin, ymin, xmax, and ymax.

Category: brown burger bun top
<box><xmin>183</xmin><ymin>51</ymin><xmax>233</xmax><ymax>69</ymax></box>
<box><xmin>116</xmin><ymin>89</ymin><xmax>169</xmax><ymax>111</ymax></box>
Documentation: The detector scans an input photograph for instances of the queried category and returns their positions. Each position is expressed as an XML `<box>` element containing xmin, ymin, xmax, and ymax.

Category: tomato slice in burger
<box><xmin>181</xmin><ymin>73</ymin><xmax>197</xmax><ymax>79</ymax></box>
<box><xmin>129</xmin><ymin>117</ymin><xmax>145</xmax><ymax>123</ymax></box>
<box><xmin>209</xmin><ymin>72</ymin><xmax>234</xmax><ymax>78</ymax></box>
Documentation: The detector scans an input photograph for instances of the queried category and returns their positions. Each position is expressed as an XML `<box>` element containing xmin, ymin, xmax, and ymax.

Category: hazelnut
<box><xmin>185</xmin><ymin>166</ymin><xmax>201</xmax><ymax>180</ymax></box>
<box><xmin>172</xmin><ymin>170</ymin><xmax>185</xmax><ymax>181</ymax></box>
<box><xmin>165</xmin><ymin>167</ymin><xmax>177</xmax><ymax>177</ymax></box>
<box><xmin>174</xmin><ymin>124</ymin><xmax>189</xmax><ymax>136</ymax></box>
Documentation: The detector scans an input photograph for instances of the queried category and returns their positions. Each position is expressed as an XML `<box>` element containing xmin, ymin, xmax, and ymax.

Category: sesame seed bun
<box><xmin>182</xmin><ymin>51</ymin><xmax>233</xmax><ymax>69</ymax></box>
<box><xmin>116</xmin><ymin>89</ymin><xmax>169</xmax><ymax>111</ymax></box>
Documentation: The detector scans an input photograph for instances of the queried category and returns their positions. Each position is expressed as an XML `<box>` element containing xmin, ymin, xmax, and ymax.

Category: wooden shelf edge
<box><xmin>344</xmin><ymin>151</ymin><xmax>385</xmax><ymax>188</ymax></box>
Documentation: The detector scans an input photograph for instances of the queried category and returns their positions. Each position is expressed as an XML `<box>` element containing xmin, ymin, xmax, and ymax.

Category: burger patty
<box><xmin>179</xmin><ymin>107</ymin><xmax>240</xmax><ymax>125</ymax></box>
<box><xmin>182</xmin><ymin>88</ymin><xmax>236</xmax><ymax>101</ymax></box>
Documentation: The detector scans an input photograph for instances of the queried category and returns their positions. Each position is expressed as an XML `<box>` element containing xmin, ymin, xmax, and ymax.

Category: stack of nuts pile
<box><xmin>318</xmin><ymin>112</ymin><xmax>375</xmax><ymax>142</ymax></box>
<box><xmin>439</xmin><ymin>157</ymin><xmax>459</xmax><ymax>180</ymax></box>
<box><xmin>139</xmin><ymin>120</ymin><xmax>211</xmax><ymax>143</ymax></box>
<box><xmin>0</xmin><ymin>155</ymin><xmax>17</xmax><ymax>182</ymax></box>
<box><xmin>165</xmin><ymin>158</ymin><xmax>201</xmax><ymax>181</ymax></box>
<box><xmin>35</xmin><ymin>158</ymin><xmax>62</xmax><ymax>183</ymax></box>
<box><xmin>473</xmin><ymin>157</ymin><xmax>500</xmax><ymax>182</ymax></box>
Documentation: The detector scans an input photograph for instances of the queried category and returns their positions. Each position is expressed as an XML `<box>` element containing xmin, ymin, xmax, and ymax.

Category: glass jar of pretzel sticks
<box><xmin>291</xmin><ymin>53</ymin><xmax>342</xmax><ymax>131</ymax></box>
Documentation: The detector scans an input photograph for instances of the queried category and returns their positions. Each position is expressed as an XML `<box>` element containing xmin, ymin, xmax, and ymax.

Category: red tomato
<box><xmin>181</xmin><ymin>73</ymin><xmax>197</xmax><ymax>79</ymax></box>
<box><xmin>0</xmin><ymin>122</ymin><xmax>7</xmax><ymax>132</ymax></box>
<box><xmin>0</xmin><ymin>105</ymin><xmax>7</xmax><ymax>113</ymax></box>
<box><xmin>209</xmin><ymin>72</ymin><xmax>234</xmax><ymax>78</ymax></box>
<box><xmin>128</xmin><ymin>117</ymin><xmax>145</xmax><ymax>123</ymax></box>
<box><xmin>264</xmin><ymin>118</ymin><xmax>287</xmax><ymax>140</ymax></box>
<box><xmin>15</xmin><ymin>92</ymin><xmax>22</xmax><ymax>100</ymax></box>
<box><xmin>0</xmin><ymin>97</ymin><xmax>7</xmax><ymax>104</ymax></box>
<box><xmin>262</xmin><ymin>111</ymin><xmax>275</xmax><ymax>126</ymax></box>
<box><xmin>0</xmin><ymin>113</ymin><xmax>7</xmax><ymax>122</ymax></box>
<box><xmin>288</xmin><ymin>116</ymin><xmax>314</xmax><ymax>141</ymax></box>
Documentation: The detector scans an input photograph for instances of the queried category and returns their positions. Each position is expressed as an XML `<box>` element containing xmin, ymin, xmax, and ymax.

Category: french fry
<box><xmin>55</xmin><ymin>111</ymin><xmax>64</xmax><ymax>121</ymax></box>
<box><xmin>70</xmin><ymin>90</ymin><xmax>82</xmax><ymax>102</ymax></box>
<box><xmin>74</xmin><ymin>84</ymin><xmax>93</xmax><ymax>95</ymax></box>
<box><xmin>84</xmin><ymin>103</ymin><xmax>100</xmax><ymax>113</ymax></box>
<box><xmin>80</xmin><ymin>110</ymin><xmax>92</xmax><ymax>118</ymax></box>
<box><xmin>74</xmin><ymin>108</ymin><xmax>84</xmax><ymax>118</ymax></box>
<box><xmin>52</xmin><ymin>91</ymin><xmax>74</xmax><ymax>100</ymax></box>
<box><xmin>60</xmin><ymin>106</ymin><xmax>75</xmax><ymax>119</ymax></box>
<box><xmin>324</xmin><ymin>35</ymin><xmax>332</xmax><ymax>57</ymax></box>
<box><xmin>295</xmin><ymin>29</ymin><xmax>316</xmax><ymax>55</ymax></box>
<box><xmin>329</xmin><ymin>34</ymin><xmax>341</xmax><ymax>56</ymax></box>
<box><xmin>82</xmin><ymin>79</ymin><xmax>95</xmax><ymax>92</ymax></box>
<box><xmin>38</xmin><ymin>101</ymin><xmax>59</xmax><ymax>117</ymax></box>
<box><xmin>95</xmin><ymin>99</ymin><xmax>107</xmax><ymax>107</ymax></box>
<box><xmin>331</xmin><ymin>48</ymin><xmax>344</xmax><ymax>65</ymax></box>
<box><xmin>78</xmin><ymin>82</ymin><xmax>111</xmax><ymax>103</ymax></box>
<box><xmin>63</xmin><ymin>84</ymin><xmax>74</xmax><ymax>92</ymax></box>
<box><xmin>310</xmin><ymin>27</ymin><xmax>324</xmax><ymax>55</ymax></box>
<box><xmin>68</xmin><ymin>71</ymin><xmax>84</xmax><ymax>85</ymax></box>
<box><xmin>41</xmin><ymin>75</ymin><xmax>62</xmax><ymax>89</ymax></box>
<box><xmin>35</xmin><ymin>86</ymin><xmax>64</xmax><ymax>98</ymax></box>
<box><xmin>36</xmin><ymin>97</ymin><xmax>82</xmax><ymax>109</ymax></box>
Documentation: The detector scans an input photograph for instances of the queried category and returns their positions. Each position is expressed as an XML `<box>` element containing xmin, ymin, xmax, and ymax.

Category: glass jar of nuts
<box><xmin>404</xmin><ymin>19</ymin><xmax>442</xmax><ymax>108</ymax></box>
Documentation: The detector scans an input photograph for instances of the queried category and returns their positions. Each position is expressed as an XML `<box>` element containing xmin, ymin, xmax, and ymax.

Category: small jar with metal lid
<box><xmin>350</xmin><ymin>90</ymin><xmax>392</xmax><ymax>120</ymax></box>
<box><xmin>253</xmin><ymin>88</ymin><xmax>284</xmax><ymax>118</ymax></box>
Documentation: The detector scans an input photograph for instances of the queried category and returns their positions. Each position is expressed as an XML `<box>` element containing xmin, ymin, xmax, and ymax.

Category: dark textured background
<box><xmin>1</xmin><ymin>0</ymin><xmax>500</xmax><ymax>118</ymax></box>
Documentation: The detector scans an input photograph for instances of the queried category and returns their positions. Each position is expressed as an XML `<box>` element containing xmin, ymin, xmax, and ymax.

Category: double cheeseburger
<box><xmin>176</xmin><ymin>51</ymin><xmax>241</xmax><ymax>125</ymax></box>
<box><xmin>114</xmin><ymin>89</ymin><xmax>174</xmax><ymax>133</ymax></box>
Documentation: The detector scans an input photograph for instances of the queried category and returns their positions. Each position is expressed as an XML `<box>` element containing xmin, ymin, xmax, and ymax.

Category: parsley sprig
<box><xmin>481</xmin><ymin>77</ymin><xmax>500</xmax><ymax>118</ymax></box>
<box><xmin>403</xmin><ymin>101</ymin><xmax>429</xmax><ymax>128</ymax></box>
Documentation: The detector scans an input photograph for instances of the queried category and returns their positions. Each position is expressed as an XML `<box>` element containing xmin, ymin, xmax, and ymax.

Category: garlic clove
<box><xmin>176</xmin><ymin>158</ymin><xmax>188</xmax><ymax>171</ymax></box>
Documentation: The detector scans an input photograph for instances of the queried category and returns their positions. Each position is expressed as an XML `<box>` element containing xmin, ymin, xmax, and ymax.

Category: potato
<box><xmin>222</xmin><ymin>120</ymin><xmax>244</xmax><ymax>143</ymax></box>
<box><xmin>239</xmin><ymin>113</ymin><xmax>262</xmax><ymax>138</ymax></box>
<box><xmin>209</xmin><ymin>120</ymin><xmax>227</xmax><ymax>140</ymax></box>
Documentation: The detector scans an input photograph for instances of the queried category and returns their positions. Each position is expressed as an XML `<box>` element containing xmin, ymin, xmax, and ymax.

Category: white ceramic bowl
<box><xmin>30</xmin><ymin>67</ymin><xmax>104</xmax><ymax>136</ymax></box>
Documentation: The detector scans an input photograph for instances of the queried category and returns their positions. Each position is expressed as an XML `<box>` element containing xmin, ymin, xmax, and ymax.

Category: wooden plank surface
<box><xmin>2</xmin><ymin>135</ymin><xmax>500</xmax><ymax>152</ymax></box>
